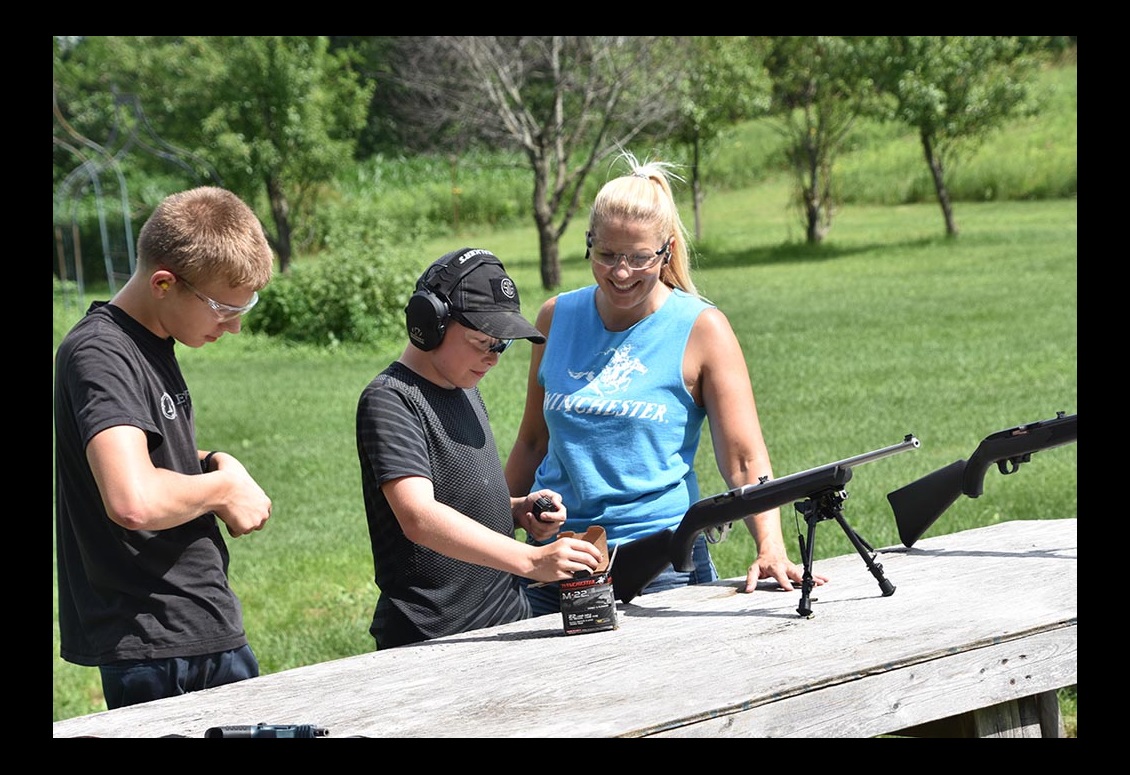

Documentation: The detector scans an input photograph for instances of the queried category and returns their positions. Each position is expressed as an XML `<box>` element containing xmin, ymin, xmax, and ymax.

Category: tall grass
<box><xmin>838</xmin><ymin>64</ymin><xmax>1078</xmax><ymax>204</ymax></box>
<box><xmin>331</xmin><ymin>64</ymin><xmax>1077</xmax><ymax>241</ymax></box>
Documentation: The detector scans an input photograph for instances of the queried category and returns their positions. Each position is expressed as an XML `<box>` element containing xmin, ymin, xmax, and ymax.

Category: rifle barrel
<box><xmin>803</xmin><ymin>433</ymin><xmax>920</xmax><ymax>478</ymax></box>
<box><xmin>669</xmin><ymin>434</ymin><xmax>920</xmax><ymax>572</ymax></box>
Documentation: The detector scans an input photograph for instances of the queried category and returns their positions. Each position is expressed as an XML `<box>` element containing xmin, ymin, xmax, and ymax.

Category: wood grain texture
<box><xmin>53</xmin><ymin>518</ymin><xmax>1076</xmax><ymax>738</ymax></box>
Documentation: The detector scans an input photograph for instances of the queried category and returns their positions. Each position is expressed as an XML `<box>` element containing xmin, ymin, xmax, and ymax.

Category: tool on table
<box><xmin>204</xmin><ymin>723</ymin><xmax>328</xmax><ymax>738</ymax></box>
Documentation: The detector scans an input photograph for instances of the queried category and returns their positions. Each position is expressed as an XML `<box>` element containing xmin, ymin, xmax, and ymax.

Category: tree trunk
<box><xmin>267</xmin><ymin>176</ymin><xmax>293</xmax><ymax>273</ymax></box>
<box><xmin>921</xmin><ymin>131</ymin><xmax>959</xmax><ymax>238</ymax></box>
<box><xmin>530</xmin><ymin>154</ymin><xmax>562</xmax><ymax>289</ymax></box>
<box><xmin>537</xmin><ymin>224</ymin><xmax>561</xmax><ymax>289</ymax></box>
<box><xmin>691</xmin><ymin>135</ymin><xmax>704</xmax><ymax>242</ymax></box>
<box><xmin>803</xmin><ymin>187</ymin><xmax>828</xmax><ymax>244</ymax></box>
<box><xmin>803</xmin><ymin>134</ymin><xmax>828</xmax><ymax>244</ymax></box>
<box><xmin>804</xmin><ymin>187</ymin><xmax>820</xmax><ymax>243</ymax></box>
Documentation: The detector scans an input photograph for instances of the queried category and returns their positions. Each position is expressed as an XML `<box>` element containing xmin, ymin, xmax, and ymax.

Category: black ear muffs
<box><xmin>405</xmin><ymin>286</ymin><xmax>452</xmax><ymax>351</ymax></box>
<box><xmin>405</xmin><ymin>248</ymin><xmax>496</xmax><ymax>351</ymax></box>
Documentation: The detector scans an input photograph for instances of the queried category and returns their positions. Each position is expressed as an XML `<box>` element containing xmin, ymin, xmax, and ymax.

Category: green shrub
<box><xmin>247</xmin><ymin>200</ymin><xmax>423</xmax><ymax>347</ymax></box>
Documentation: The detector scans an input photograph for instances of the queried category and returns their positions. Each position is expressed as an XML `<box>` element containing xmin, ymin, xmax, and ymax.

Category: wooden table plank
<box><xmin>647</xmin><ymin>627</ymin><xmax>1076</xmax><ymax>737</ymax></box>
<box><xmin>52</xmin><ymin>518</ymin><xmax>1076</xmax><ymax>738</ymax></box>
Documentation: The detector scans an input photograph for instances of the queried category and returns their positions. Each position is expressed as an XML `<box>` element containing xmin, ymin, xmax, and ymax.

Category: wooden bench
<box><xmin>52</xmin><ymin>518</ymin><xmax>1076</xmax><ymax>738</ymax></box>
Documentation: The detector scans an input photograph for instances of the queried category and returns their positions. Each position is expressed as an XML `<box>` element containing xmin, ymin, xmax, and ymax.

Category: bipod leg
<box><xmin>793</xmin><ymin>498</ymin><xmax>824</xmax><ymax>618</ymax></box>
<box><xmin>833</xmin><ymin>512</ymin><xmax>896</xmax><ymax>597</ymax></box>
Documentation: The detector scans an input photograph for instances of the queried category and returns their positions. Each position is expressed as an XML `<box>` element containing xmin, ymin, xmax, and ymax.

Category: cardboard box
<box><xmin>560</xmin><ymin>571</ymin><xmax>618</xmax><ymax>635</ymax></box>
<box><xmin>556</xmin><ymin>525</ymin><xmax>618</xmax><ymax>635</ymax></box>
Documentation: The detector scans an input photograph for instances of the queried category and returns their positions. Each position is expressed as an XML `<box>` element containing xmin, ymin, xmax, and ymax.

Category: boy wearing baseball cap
<box><xmin>356</xmin><ymin>248</ymin><xmax>602</xmax><ymax>649</ymax></box>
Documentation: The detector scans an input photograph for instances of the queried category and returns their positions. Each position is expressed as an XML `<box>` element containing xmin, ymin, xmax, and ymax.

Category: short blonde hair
<box><xmin>137</xmin><ymin>186</ymin><xmax>274</xmax><ymax>290</ymax></box>
<box><xmin>588</xmin><ymin>151</ymin><xmax>698</xmax><ymax>297</ymax></box>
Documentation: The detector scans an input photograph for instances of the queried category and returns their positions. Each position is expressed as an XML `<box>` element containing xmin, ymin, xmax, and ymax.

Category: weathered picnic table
<box><xmin>52</xmin><ymin>518</ymin><xmax>1076</xmax><ymax>738</ymax></box>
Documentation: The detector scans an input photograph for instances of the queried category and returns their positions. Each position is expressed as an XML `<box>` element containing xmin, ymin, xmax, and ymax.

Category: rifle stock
<box><xmin>612</xmin><ymin>434</ymin><xmax>919</xmax><ymax>604</ymax></box>
<box><xmin>610</xmin><ymin>529</ymin><xmax>675</xmax><ymax>606</ymax></box>
<box><xmin>888</xmin><ymin>411</ymin><xmax>1077</xmax><ymax>548</ymax></box>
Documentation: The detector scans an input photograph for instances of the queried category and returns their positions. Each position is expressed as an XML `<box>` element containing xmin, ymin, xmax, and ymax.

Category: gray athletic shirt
<box><xmin>356</xmin><ymin>360</ymin><xmax>531</xmax><ymax>648</ymax></box>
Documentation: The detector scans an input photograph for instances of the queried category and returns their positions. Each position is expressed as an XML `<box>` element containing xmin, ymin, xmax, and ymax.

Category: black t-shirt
<box><xmin>356</xmin><ymin>360</ymin><xmax>531</xmax><ymax>648</ymax></box>
<box><xmin>54</xmin><ymin>302</ymin><xmax>247</xmax><ymax>666</ymax></box>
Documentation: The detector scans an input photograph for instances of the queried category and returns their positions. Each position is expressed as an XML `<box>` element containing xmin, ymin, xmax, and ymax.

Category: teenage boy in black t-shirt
<box><xmin>55</xmin><ymin>187</ymin><xmax>274</xmax><ymax>709</ymax></box>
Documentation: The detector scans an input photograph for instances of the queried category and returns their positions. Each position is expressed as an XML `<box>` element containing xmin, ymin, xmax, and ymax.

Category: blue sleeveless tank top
<box><xmin>532</xmin><ymin>285</ymin><xmax>711</xmax><ymax>544</ymax></box>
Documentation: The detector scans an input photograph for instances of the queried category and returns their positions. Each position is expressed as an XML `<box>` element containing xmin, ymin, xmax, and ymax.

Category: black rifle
<box><xmin>888</xmin><ymin>411</ymin><xmax>1077</xmax><ymax>548</ymax></box>
<box><xmin>613</xmin><ymin>434</ymin><xmax>920</xmax><ymax>617</ymax></box>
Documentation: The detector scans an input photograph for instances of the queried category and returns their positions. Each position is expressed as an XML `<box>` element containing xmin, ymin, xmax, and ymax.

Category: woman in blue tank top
<box><xmin>505</xmin><ymin>151</ymin><xmax>828</xmax><ymax>617</ymax></box>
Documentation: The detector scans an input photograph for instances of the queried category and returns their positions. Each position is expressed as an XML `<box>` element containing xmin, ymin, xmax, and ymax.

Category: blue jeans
<box><xmin>523</xmin><ymin>534</ymin><xmax>719</xmax><ymax>618</ymax></box>
<box><xmin>99</xmin><ymin>644</ymin><xmax>259</xmax><ymax>709</ymax></box>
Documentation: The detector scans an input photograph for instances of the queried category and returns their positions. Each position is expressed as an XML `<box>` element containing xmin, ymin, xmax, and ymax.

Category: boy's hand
<box><xmin>523</xmin><ymin>492</ymin><xmax>564</xmax><ymax>542</ymax></box>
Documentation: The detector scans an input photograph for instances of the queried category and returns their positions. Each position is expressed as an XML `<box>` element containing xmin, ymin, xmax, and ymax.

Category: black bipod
<box><xmin>794</xmin><ymin>487</ymin><xmax>895</xmax><ymax>618</ymax></box>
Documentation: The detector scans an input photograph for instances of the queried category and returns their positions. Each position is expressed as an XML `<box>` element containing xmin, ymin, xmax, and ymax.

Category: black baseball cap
<box><xmin>423</xmin><ymin>248</ymin><xmax>546</xmax><ymax>344</ymax></box>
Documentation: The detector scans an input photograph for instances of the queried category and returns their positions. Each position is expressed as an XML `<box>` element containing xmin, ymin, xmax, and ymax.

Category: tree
<box><xmin>864</xmin><ymin>36</ymin><xmax>1048</xmax><ymax>237</ymax></box>
<box><xmin>763</xmin><ymin>36</ymin><xmax>876</xmax><ymax>244</ymax></box>
<box><xmin>670</xmin><ymin>37</ymin><xmax>771</xmax><ymax>241</ymax></box>
<box><xmin>55</xmin><ymin>36</ymin><xmax>373</xmax><ymax>273</ymax></box>
<box><xmin>388</xmin><ymin>36</ymin><xmax>685</xmax><ymax>289</ymax></box>
<box><xmin>327</xmin><ymin>36</ymin><xmax>412</xmax><ymax>159</ymax></box>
